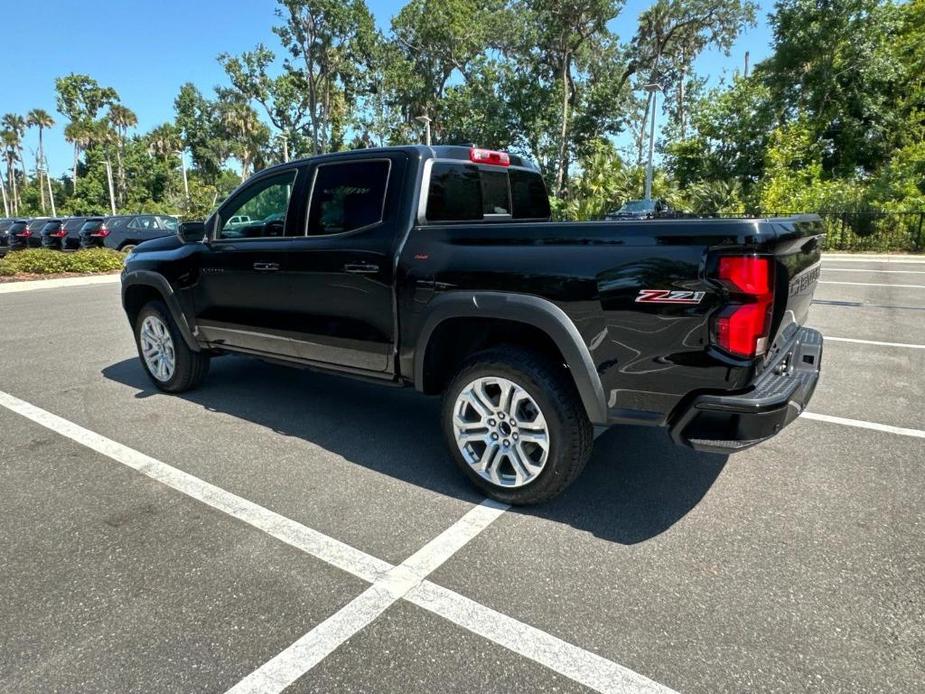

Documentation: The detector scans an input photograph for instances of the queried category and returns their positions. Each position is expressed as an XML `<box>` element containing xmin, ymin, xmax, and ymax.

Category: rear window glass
<box><xmin>10</xmin><ymin>222</ymin><xmax>27</xmax><ymax>233</ymax></box>
<box><xmin>426</xmin><ymin>163</ymin><xmax>549</xmax><ymax>223</ymax></box>
<box><xmin>510</xmin><ymin>169</ymin><xmax>551</xmax><ymax>219</ymax></box>
<box><xmin>426</xmin><ymin>164</ymin><xmax>482</xmax><ymax>221</ymax></box>
<box><xmin>481</xmin><ymin>170</ymin><xmax>511</xmax><ymax>216</ymax></box>
<box><xmin>81</xmin><ymin>220</ymin><xmax>104</xmax><ymax>232</ymax></box>
<box><xmin>42</xmin><ymin>221</ymin><xmax>63</xmax><ymax>232</ymax></box>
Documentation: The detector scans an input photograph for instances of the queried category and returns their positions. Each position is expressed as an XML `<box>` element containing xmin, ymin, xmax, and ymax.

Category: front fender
<box><xmin>121</xmin><ymin>270</ymin><xmax>200</xmax><ymax>352</ymax></box>
<box><xmin>413</xmin><ymin>291</ymin><xmax>608</xmax><ymax>425</ymax></box>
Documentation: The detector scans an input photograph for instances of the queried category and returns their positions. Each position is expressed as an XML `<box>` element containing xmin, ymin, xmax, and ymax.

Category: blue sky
<box><xmin>2</xmin><ymin>0</ymin><xmax>772</xmax><ymax>176</ymax></box>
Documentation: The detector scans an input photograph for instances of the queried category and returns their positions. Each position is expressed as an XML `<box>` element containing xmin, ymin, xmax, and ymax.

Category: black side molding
<box><xmin>121</xmin><ymin>270</ymin><xmax>200</xmax><ymax>352</ymax></box>
<box><xmin>413</xmin><ymin>291</ymin><xmax>608</xmax><ymax>425</ymax></box>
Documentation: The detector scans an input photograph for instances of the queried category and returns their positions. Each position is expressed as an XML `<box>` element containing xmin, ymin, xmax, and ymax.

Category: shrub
<box><xmin>0</xmin><ymin>248</ymin><xmax>125</xmax><ymax>277</ymax></box>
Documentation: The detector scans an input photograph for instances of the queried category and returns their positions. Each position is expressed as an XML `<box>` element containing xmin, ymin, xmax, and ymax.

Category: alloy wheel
<box><xmin>452</xmin><ymin>376</ymin><xmax>550</xmax><ymax>488</ymax></box>
<box><xmin>139</xmin><ymin>315</ymin><xmax>176</xmax><ymax>383</ymax></box>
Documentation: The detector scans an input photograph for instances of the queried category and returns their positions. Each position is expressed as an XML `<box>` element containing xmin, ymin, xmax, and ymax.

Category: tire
<box><xmin>442</xmin><ymin>346</ymin><xmax>593</xmax><ymax>505</ymax></box>
<box><xmin>120</xmin><ymin>243</ymin><xmax>137</xmax><ymax>254</ymax></box>
<box><xmin>134</xmin><ymin>300</ymin><xmax>209</xmax><ymax>393</ymax></box>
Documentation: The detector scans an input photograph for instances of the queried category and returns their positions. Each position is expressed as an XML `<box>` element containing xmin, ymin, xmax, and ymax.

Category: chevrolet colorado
<box><xmin>121</xmin><ymin>145</ymin><xmax>824</xmax><ymax>504</ymax></box>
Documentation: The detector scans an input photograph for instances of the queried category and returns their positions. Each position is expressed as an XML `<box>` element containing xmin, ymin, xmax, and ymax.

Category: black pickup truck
<box><xmin>121</xmin><ymin>145</ymin><xmax>824</xmax><ymax>504</ymax></box>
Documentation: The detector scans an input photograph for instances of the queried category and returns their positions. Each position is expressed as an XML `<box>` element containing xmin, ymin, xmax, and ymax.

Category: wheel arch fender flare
<box><xmin>413</xmin><ymin>292</ymin><xmax>608</xmax><ymax>424</ymax></box>
<box><xmin>122</xmin><ymin>270</ymin><xmax>200</xmax><ymax>352</ymax></box>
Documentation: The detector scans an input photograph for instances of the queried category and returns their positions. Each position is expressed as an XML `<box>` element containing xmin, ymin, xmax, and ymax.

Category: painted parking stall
<box><xmin>0</xmin><ymin>253</ymin><xmax>922</xmax><ymax>692</ymax></box>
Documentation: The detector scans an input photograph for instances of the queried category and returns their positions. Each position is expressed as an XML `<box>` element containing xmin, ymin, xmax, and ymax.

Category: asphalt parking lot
<box><xmin>1</xmin><ymin>254</ymin><xmax>922</xmax><ymax>693</ymax></box>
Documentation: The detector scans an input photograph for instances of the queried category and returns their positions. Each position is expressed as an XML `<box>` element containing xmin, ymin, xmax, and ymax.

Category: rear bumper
<box><xmin>670</xmin><ymin>327</ymin><xmax>823</xmax><ymax>454</ymax></box>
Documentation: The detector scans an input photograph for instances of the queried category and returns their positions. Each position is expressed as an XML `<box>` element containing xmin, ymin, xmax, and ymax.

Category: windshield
<box><xmin>619</xmin><ymin>200</ymin><xmax>656</xmax><ymax>213</ymax></box>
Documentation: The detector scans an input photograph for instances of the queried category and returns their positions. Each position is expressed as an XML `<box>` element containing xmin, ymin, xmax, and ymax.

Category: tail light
<box><xmin>53</xmin><ymin>227</ymin><xmax>68</xmax><ymax>237</ymax></box>
<box><xmin>92</xmin><ymin>226</ymin><xmax>110</xmax><ymax>238</ymax></box>
<box><xmin>712</xmin><ymin>256</ymin><xmax>774</xmax><ymax>358</ymax></box>
<box><xmin>470</xmin><ymin>148</ymin><xmax>510</xmax><ymax>167</ymax></box>
<box><xmin>17</xmin><ymin>229</ymin><xmax>32</xmax><ymax>238</ymax></box>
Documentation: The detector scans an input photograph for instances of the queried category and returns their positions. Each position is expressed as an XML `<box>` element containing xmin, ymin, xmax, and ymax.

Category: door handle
<box><xmin>253</xmin><ymin>262</ymin><xmax>280</xmax><ymax>272</ymax></box>
<box><xmin>343</xmin><ymin>263</ymin><xmax>379</xmax><ymax>274</ymax></box>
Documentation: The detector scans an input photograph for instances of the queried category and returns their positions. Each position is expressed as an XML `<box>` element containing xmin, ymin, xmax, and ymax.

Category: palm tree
<box><xmin>64</xmin><ymin>121</ymin><xmax>91</xmax><ymax>194</ymax></box>
<box><xmin>2</xmin><ymin>130</ymin><xmax>20</xmax><ymax>214</ymax></box>
<box><xmin>1</xmin><ymin>114</ymin><xmax>28</xmax><ymax>185</ymax></box>
<box><xmin>108</xmin><ymin>104</ymin><xmax>137</xmax><ymax>205</ymax></box>
<box><xmin>220</xmin><ymin>101</ymin><xmax>265</xmax><ymax>180</ymax></box>
<box><xmin>27</xmin><ymin>109</ymin><xmax>55</xmax><ymax>213</ymax></box>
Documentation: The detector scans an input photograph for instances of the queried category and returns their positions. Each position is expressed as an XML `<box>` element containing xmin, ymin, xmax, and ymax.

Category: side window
<box><xmin>130</xmin><ymin>216</ymin><xmax>156</xmax><ymax>230</ymax></box>
<box><xmin>307</xmin><ymin>160</ymin><xmax>390</xmax><ymax>236</ymax></box>
<box><xmin>219</xmin><ymin>171</ymin><xmax>297</xmax><ymax>239</ymax></box>
<box><xmin>426</xmin><ymin>163</ymin><xmax>482</xmax><ymax>222</ymax></box>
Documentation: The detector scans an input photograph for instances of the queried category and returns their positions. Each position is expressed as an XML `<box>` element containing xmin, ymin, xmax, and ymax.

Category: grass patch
<box><xmin>0</xmin><ymin>248</ymin><xmax>125</xmax><ymax>277</ymax></box>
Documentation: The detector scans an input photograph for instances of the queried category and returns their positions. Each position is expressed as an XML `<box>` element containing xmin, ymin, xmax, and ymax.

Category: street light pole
<box><xmin>175</xmin><ymin>150</ymin><xmax>190</xmax><ymax>201</ymax></box>
<box><xmin>644</xmin><ymin>83</ymin><xmax>661</xmax><ymax>201</ymax></box>
<box><xmin>415</xmin><ymin>115</ymin><xmax>432</xmax><ymax>147</ymax></box>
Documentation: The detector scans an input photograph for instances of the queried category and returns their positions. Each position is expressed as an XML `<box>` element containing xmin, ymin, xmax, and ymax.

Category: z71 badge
<box><xmin>635</xmin><ymin>289</ymin><xmax>706</xmax><ymax>304</ymax></box>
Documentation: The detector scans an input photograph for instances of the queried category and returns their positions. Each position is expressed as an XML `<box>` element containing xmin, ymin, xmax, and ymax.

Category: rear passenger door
<box><xmin>282</xmin><ymin>154</ymin><xmax>406</xmax><ymax>373</ymax></box>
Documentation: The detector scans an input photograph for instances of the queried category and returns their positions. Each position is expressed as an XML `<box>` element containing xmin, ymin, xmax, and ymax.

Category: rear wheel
<box><xmin>120</xmin><ymin>243</ymin><xmax>137</xmax><ymax>254</ymax></box>
<box><xmin>442</xmin><ymin>347</ymin><xmax>593</xmax><ymax>505</ymax></box>
<box><xmin>135</xmin><ymin>300</ymin><xmax>209</xmax><ymax>393</ymax></box>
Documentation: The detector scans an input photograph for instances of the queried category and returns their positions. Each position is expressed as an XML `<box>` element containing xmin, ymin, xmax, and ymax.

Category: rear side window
<box><xmin>426</xmin><ymin>163</ymin><xmax>550</xmax><ymax>223</ymax></box>
<box><xmin>307</xmin><ymin>160</ymin><xmax>390</xmax><ymax>236</ymax></box>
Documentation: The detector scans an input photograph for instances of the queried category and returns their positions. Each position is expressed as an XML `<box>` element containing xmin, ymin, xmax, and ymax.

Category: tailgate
<box><xmin>767</xmin><ymin>216</ymin><xmax>824</xmax><ymax>356</ymax></box>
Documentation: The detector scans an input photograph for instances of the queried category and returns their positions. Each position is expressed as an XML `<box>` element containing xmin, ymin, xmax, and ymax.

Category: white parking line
<box><xmin>802</xmin><ymin>412</ymin><xmax>925</xmax><ymax>439</ymax></box>
<box><xmin>824</xmin><ymin>336</ymin><xmax>925</xmax><ymax>350</ymax></box>
<box><xmin>824</xmin><ymin>268</ymin><xmax>925</xmax><ymax>275</ymax></box>
<box><xmin>819</xmin><ymin>281</ymin><xmax>925</xmax><ymax>289</ymax></box>
<box><xmin>407</xmin><ymin>581</ymin><xmax>674</xmax><ymax>694</ymax></box>
<box><xmin>0</xmin><ymin>388</ymin><xmax>674</xmax><ymax>694</ymax></box>
<box><xmin>0</xmin><ymin>274</ymin><xmax>120</xmax><ymax>294</ymax></box>
<box><xmin>228</xmin><ymin>500</ymin><xmax>509</xmax><ymax>694</ymax></box>
<box><xmin>822</xmin><ymin>254</ymin><xmax>925</xmax><ymax>263</ymax></box>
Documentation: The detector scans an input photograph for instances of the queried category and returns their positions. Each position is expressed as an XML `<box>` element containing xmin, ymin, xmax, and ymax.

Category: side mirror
<box><xmin>178</xmin><ymin>221</ymin><xmax>206</xmax><ymax>244</ymax></box>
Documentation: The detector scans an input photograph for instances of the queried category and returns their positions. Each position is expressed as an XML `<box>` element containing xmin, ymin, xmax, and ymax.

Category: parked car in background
<box><xmin>61</xmin><ymin>216</ymin><xmax>97</xmax><ymax>250</ymax></box>
<box><xmin>7</xmin><ymin>218</ymin><xmax>50</xmax><ymax>250</ymax></box>
<box><xmin>0</xmin><ymin>218</ymin><xmax>15</xmax><ymax>253</ymax></box>
<box><xmin>39</xmin><ymin>219</ymin><xmax>68</xmax><ymax>250</ymax></box>
<box><xmin>76</xmin><ymin>217</ymin><xmax>108</xmax><ymax>249</ymax></box>
<box><xmin>605</xmin><ymin>199</ymin><xmax>678</xmax><ymax>220</ymax></box>
<box><xmin>79</xmin><ymin>214</ymin><xmax>178</xmax><ymax>252</ymax></box>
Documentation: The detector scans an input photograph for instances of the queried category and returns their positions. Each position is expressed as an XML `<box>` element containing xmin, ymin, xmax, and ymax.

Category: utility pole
<box><xmin>175</xmin><ymin>150</ymin><xmax>190</xmax><ymax>201</ymax></box>
<box><xmin>46</xmin><ymin>168</ymin><xmax>56</xmax><ymax>217</ymax></box>
<box><xmin>744</xmin><ymin>51</ymin><xmax>750</xmax><ymax>79</ymax></box>
<box><xmin>644</xmin><ymin>83</ymin><xmax>661</xmax><ymax>201</ymax></box>
<box><xmin>105</xmin><ymin>159</ymin><xmax>117</xmax><ymax>215</ymax></box>
<box><xmin>415</xmin><ymin>115</ymin><xmax>432</xmax><ymax>146</ymax></box>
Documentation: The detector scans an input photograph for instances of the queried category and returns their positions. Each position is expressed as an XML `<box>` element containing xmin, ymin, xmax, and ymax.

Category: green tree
<box><xmin>26</xmin><ymin>109</ymin><xmax>55</xmax><ymax>213</ymax></box>
<box><xmin>55</xmin><ymin>74</ymin><xmax>118</xmax><ymax>192</ymax></box>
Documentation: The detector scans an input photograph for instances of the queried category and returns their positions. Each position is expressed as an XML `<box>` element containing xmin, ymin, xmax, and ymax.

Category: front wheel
<box><xmin>442</xmin><ymin>347</ymin><xmax>593</xmax><ymax>505</ymax></box>
<box><xmin>135</xmin><ymin>300</ymin><xmax>209</xmax><ymax>393</ymax></box>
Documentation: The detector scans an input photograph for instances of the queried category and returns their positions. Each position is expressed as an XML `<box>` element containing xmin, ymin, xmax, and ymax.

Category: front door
<box><xmin>193</xmin><ymin>168</ymin><xmax>307</xmax><ymax>359</ymax></box>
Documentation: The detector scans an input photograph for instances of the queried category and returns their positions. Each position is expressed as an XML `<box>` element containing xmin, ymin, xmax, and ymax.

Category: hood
<box><xmin>134</xmin><ymin>233</ymin><xmax>184</xmax><ymax>254</ymax></box>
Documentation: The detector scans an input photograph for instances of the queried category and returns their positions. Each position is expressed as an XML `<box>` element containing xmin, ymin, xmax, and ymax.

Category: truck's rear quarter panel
<box><xmin>400</xmin><ymin>216</ymin><xmax>823</xmax><ymax>425</ymax></box>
